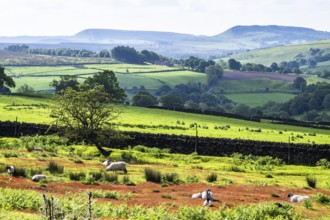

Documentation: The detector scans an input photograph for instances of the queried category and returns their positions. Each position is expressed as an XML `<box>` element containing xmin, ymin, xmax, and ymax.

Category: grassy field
<box><xmin>226</xmin><ymin>40</ymin><xmax>330</xmax><ymax>66</ymax></box>
<box><xmin>226</xmin><ymin>93</ymin><xmax>296</xmax><ymax>107</ymax></box>
<box><xmin>4</xmin><ymin>64</ymin><xmax>203</xmax><ymax>91</ymax></box>
<box><xmin>215</xmin><ymin>78</ymin><xmax>293</xmax><ymax>93</ymax></box>
<box><xmin>1</xmin><ymin>95</ymin><xmax>330</xmax><ymax>144</ymax></box>
<box><xmin>0</xmin><ymin>137</ymin><xmax>329</xmax><ymax>219</ymax></box>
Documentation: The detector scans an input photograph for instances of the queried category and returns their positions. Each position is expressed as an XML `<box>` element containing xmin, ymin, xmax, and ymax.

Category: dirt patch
<box><xmin>1</xmin><ymin>176</ymin><xmax>329</xmax><ymax>210</ymax></box>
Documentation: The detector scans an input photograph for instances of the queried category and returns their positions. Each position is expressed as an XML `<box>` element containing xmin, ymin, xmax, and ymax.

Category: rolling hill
<box><xmin>1</xmin><ymin>25</ymin><xmax>330</xmax><ymax>58</ymax></box>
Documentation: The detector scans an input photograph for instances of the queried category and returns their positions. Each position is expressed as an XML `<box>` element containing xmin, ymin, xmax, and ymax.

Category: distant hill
<box><xmin>225</xmin><ymin>39</ymin><xmax>330</xmax><ymax>70</ymax></box>
<box><xmin>0</xmin><ymin>25</ymin><xmax>330</xmax><ymax>58</ymax></box>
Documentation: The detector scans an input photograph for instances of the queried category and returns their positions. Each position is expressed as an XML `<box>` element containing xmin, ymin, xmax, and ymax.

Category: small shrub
<box><xmin>271</xmin><ymin>193</ymin><xmax>280</xmax><ymax>198</ymax></box>
<box><xmin>89</xmin><ymin>171</ymin><xmax>102</xmax><ymax>181</ymax></box>
<box><xmin>314</xmin><ymin>193</ymin><xmax>330</xmax><ymax>205</ymax></box>
<box><xmin>265</xmin><ymin>173</ymin><xmax>273</xmax><ymax>178</ymax></box>
<box><xmin>104</xmin><ymin>173</ymin><xmax>118</xmax><ymax>183</ymax></box>
<box><xmin>122</xmin><ymin>175</ymin><xmax>130</xmax><ymax>184</ymax></box>
<box><xmin>161</xmin><ymin>194</ymin><xmax>175</xmax><ymax>199</ymax></box>
<box><xmin>144</xmin><ymin>168</ymin><xmax>161</xmax><ymax>183</ymax></box>
<box><xmin>306</xmin><ymin>176</ymin><xmax>317</xmax><ymax>188</ymax></box>
<box><xmin>186</xmin><ymin>175</ymin><xmax>199</xmax><ymax>183</ymax></box>
<box><xmin>303</xmin><ymin>199</ymin><xmax>313</xmax><ymax>209</ymax></box>
<box><xmin>163</xmin><ymin>173</ymin><xmax>180</xmax><ymax>183</ymax></box>
<box><xmin>29</xmin><ymin>168</ymin><xmax>43</xmax><ymax>177</ymax></box>
<box><xmin>68</xmin><ymin>172</ymin><xmax>86</xmax><ymax>181</ymax></box>
<box><xmin>48</xmin><ymin>161</ymin><xmax>64</xmax><ymax>174</ymax></box>
<box><xmin>206</xmin><ymin>172</ymin><xmax>217</xmax><ymax>183</ymax></box>
<box><xmin>13</xmin><ymin>167</ymin><xmax>27</xmax><ymax>177</ymax></box>
<box><xmin>152</xmin><ymin>189</ymin><xmax>160</xmax><ymax>193</ymax></box>
<box><xmin>229</xmin><ymin>166</ymin><xmax>245</xmax><ymax>172</ymax></box>
<box><xmin>316</xmin><ymin>158</ymin><xmax>330</xmax><ymax>169</ymax></box>
<box><xmin>3</xmin><ymin>152</ymin><xmax>19</xmax><ymax>158</ymax></box>
<box><xmin>84</xmin><ymin>173</ymin><xmax>96</xmax><ymax>185</ymax></box>
<box><xmin>93</xmin><ymin>190</ymin><xmax>119</xmax><ymax>199</ymax></box>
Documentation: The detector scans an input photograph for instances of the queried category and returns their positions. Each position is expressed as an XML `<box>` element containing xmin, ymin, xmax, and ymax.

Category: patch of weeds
<box><xmin>161</xmin><ymin>194</ymin><xmax>175</xmax><ymax>199</ymax></box>
<box><xmin>144</xmin><ymin>168</ymin><xmax>161</xmax><ymax>183</ymax></box>
<box><xmin>206</xmin><ymin>172</ymin><xmax>218</xmax><ymax>183</ymax></box>
<box><xmin>68</xmin><ymin>172</ymin><xmax>86</xmax><ymax>181</ymax></box>
<box><xmin>48</xmin><ymin>161</ymin><xmax>64</xmax><ymax>174</ymax></box>
<box><xmin>313</xmin><ymin>193</ymin><xmax>330</xmax><ymax>205</ymax></box>
<box><xmin>265</xmin><ymin>173</ymin><xmax>273</xmax><ymax>178</ymax></box>
<box><xmin>104</xmin><ymin>173</ymin><xmax>118</xmax><ymax>183</ymax></box>
<box><xmin>303</xmin><ymin>199</ymin><xmax>313</xmax><ymax>210</ymax></box>
<box><xmin>271</xmin><ymin>193</ymin><xmax>280</xmax><ymax>198</ymax></box>
<box><xmin>152</xmin><ymin>189</ymin><xmax>160</xmax><ymax>193</ymax></box>
<box><xmin>306</xmin><ymin>176</ymin><xmax>317</xmax><ymax>188</ymax></box>
<box><xmin>186</xmin><ymin>175</ymin><xmax>199</xmax><ymax>183</ymax></box>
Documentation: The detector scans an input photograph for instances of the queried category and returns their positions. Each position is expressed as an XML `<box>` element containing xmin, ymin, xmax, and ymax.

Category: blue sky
<box><xmin>1</xmin><ymin>0</ymin><xmax>329</xmax><ymax>36</ymax></box>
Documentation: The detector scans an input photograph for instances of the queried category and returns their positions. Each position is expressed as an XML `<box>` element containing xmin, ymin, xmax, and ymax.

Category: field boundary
<box><xmin>0</xmin><ymin>121</ymin><xmax>329</xmax><ymax>165</ymax></box>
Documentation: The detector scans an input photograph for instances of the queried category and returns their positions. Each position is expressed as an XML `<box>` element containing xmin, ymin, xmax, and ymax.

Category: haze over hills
<box><xmin>0</xmin><ymin>25</ymin><xmax>330</xmax><ymax>58</ymax></box>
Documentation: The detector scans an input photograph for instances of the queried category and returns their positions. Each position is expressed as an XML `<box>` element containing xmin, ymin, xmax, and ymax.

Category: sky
<box><xmin>1</xmin><ymin>0</ymin><xmax>329</xmax><ymax>36</ymax></box>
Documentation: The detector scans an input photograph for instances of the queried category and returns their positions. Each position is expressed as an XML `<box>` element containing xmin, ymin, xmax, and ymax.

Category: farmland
<box><xmin>0</xmin><ymin>136</ymin><xmax>329</xmax><ymax>219</ymax></box>
<box><xmin>1</xmin><ymin>95</ymin><xmax>330</xmax><ymax>145</ymax></box>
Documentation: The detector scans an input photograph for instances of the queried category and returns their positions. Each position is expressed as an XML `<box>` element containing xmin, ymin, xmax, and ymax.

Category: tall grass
<box><xmin>48</xmin><ymin>161</ymin><xmax>64</xmax><ymax>174</ymax></box>
<box><xmin>144</xmin><ymin>168</ymin><xmax>161</xmax><ymax>183</ymax></box>
<box><xmin>306</xmin><ymin>176</ymin><xmax>317</xmax><ymax>188</ymax></box>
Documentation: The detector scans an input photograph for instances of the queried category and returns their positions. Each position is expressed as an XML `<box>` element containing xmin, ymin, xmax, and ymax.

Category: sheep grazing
<box><xmin>287</xmin><ymin>193</ymin><xmax>310</xmax><ymax>202</ymax></box>
<box><xmin>202</xmin><ymin>189</ymin><xmax>214</xmax><ymax>206</ymax></box>
<box><xmin>106</xmin><ymin>161</ymin><xmax>127</xmax><ymax>174</ymax></box>
<box><xmin>192</xmin><ymin>189</ymin><xmax>216</xmax><ymax>206</ymax></box>
<box><xmin>32</xmin><ymin>174</ymin><xmax>46</xmax><ymax>182</ymax></box>
<box><xmin>191</xmin><ymin>192</ymin><xmax>202</xmax><ymax>199</ymax></box>
<box><xmin>6</xmin><ymin>165</ymin><xmax>14</xmax><ymax>176</ymax></box>
<box><xmin>102</xmin><ymin>160</ymin><xmax>111</xmax><ymax>166</ymax></box>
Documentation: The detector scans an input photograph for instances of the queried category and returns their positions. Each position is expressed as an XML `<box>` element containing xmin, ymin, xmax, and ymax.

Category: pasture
<box><xmin>0</xmin><ymin>136</ymin><xmax>329</xmax><ymax>219</ymax></box>
<box><xmin>1</xmin><ymin>95</ymin><xmax>330</xmax><ymax>144</ymax></box>
<box><xmin>225</xmin><ymin>93</ymin><xmax>296</xmax><ymax>107</ymax></box>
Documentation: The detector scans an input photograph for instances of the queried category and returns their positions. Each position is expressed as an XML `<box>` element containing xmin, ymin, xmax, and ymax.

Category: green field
<box><xmin>226</xmin><ymin>93</ymin><xmax>296</xmax><ymax>107</ymax></box>
<box><xmin>4</xmin><ymin>64</ymin><xmax>202</xmax><ymax>91</ymax></box>
<box><xmin>226</xmin><ymin>40</ymin><xmax>330</xmax><ymax>65</ymax></box>
<box><xmin>1</xmin><ymin>95</ymin><xmax>330</xmax><ymax>144</ymax></box>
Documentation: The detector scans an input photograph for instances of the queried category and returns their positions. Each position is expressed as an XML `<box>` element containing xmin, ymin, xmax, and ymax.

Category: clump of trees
<box><xmin>50</xmin><ymin>70</ymin><xmax>126</xmax><ymax>103</ymax></box>
<box><xmin>179</xmin><ymin>56</ymin><xmax>215</xmax><ymax>73</ymax></box>
<box><xmin>0</xmin><ymin>66</ymin><xmax>15</xmax><ymax>94</ymax></box>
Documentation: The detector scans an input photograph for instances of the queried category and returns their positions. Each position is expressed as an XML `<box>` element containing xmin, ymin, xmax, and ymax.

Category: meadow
<box><xmin>0</xmin><ymin>136</ymin><xmax>329</xmax><ymax>219</ymax></box>
<box><xmin>225</xmin><ymin>93</ymin><xmax>296</xmax><ymax>107</ymax></box>
<box><xmin>1</xmin><ymin>95</ymin><xmax>330</xmax><ymax>144</ymax></box>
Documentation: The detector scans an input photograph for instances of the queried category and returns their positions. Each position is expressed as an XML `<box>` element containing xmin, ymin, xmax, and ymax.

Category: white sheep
<box><xmin>106</xmin><ymin>161</ymin><xmax>127</xmax><ymax>174</ymax></box>
<box><xmin>202</xmin><ymin>189</ymin><xmax>214</xmax><ymax>206</ymax></box>
<box><xmin>287</xmin><ymin>193</ymin><xmax>310</xmax><ymax>202</ymax></box>
<box><xmin>32</xmin><ymin>174</ymin><xmax>46</xmax><ymax>182</ymax></box>
<box><xmin>102</xmin><ymin>160</ymin><xmax>111</xmax><ymax>166</ymax></box>
<box><xmin>191</xmin><ymin>192</ymin><xmax>202</xmax><ymax>199</ymax></box>
<box><xmin>192</xmin><ymin>189</ymin><xmax>215</xmax><ymax>206</ymax></box>
<box><xmin>7</xmin><ymin>165</ymin><xmax>14</xmax><ymax>176</ymax></box>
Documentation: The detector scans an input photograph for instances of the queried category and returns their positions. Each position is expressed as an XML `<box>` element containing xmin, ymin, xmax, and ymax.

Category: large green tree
<box><xmin>205</xmin><ymin>64</ymin><xmax>224</xmax><ymax>88</ymax></box>
<box><xmin>51</xmin><ymin>85</ymin><xmax>120</xmax><ymax>156</ymax></box>
<box><xmin>50</xmin><ymin>75</ymin><xmax>80</xmax><ymax>94</ymax></box>
<box><xmin>84</xmin><ymin>70</ymin><xmax>126</xmax><ymax>104</ymax></box>
<box><xmin>132</xmin><ymin>91</ymin><xmax>158</xmax><ymax>107</ymax></box>
<box><xmin>0</xmin><ymin>66</ymin><xmax>15</xmax><ymax>93</ymax></box>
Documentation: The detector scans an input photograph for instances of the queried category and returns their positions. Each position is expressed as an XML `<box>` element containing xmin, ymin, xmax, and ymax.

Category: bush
<box><xmin>228</xmin><ymin>165</ymin><xmax>245</xmax><ymax>172</ymax></box>
<box><xmin>93</xmin><ymin>190</ymin><xmax>119</xmax><ymax>199</ymax></box>
<box><xmin>89</xmin><ymin>171</ymin><xmax>102</xmax><ymax>181</ymax></box>
<box><xmin>13</xmin><ymin>167</ymin><xmax>27</xmax><ymax>177</ymax></box>
<box><xmin>271</xmin><ymin>193</ymin><xmax>280</xmax><ymax>198</ymax></box>
<box><xmin>265</xmin><ymin>173</ymin><xmax>273</xmax><ymax>178</ymax></box>
<box><xmin>316</xmin><ymin>158</ymin><xmax>330</xmax><ymax>169</ymax></box>
<box><xmin>29</xmin><ymin>168</ymin><xmax>43</xmax><ymax>177</ymax></box>
<box><xmin>122</xmin><ymin>175</ymin><xmax>130</xmax><ymax>184</ymax></box>
<box><xmin>84</xmin><ymin>173</ymin><xmax>96</xmax><ymax>185</ymax></box>
<box><xmin>306</xmin><ymin>176</ymin><xmax>317</xmax><ymax>188</ymax></box>
<box><xmin>314</xmin><ymin>193</ymin><xmax>330</xmax><ymax>205</ymax></box>
<box><xmin>206</xmin><ymin>172</ymin><xmax>217</xmax><ymax>183</ymax></box>
<box><xmin>144</xmin><ymin>168</ymin><xmax>161</xmax><ymax>183</ymax></box>
<box><xmin>48</xmin><ymin>161</ymin><xmax>64</xmax><ymax>174</ymax></box>
<box><xmin>186</xmin><ymin>175</ymin><xmax>199</xmax><ymax>183</ymax></box>
<box><xmin>104</xmin><ymin>173</ymin><xmax>118</xmax><ymax>183</ymax></box>
<box><xmin>303</xmin><ymin>199</ymin><xmax>313</xmax><ymax>209</ymax></box>
<box><xmin>163</xmin><ymin>173</ymin><xmax>180</xmax><ymax>183</ymax></box>
<box><xmin>68</xmin><ymin>172</ymin><xmax>86</xmax><ymax>181</ymax></box>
